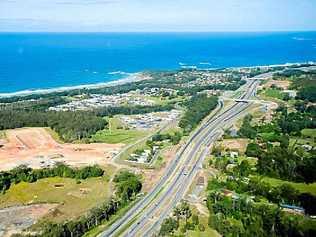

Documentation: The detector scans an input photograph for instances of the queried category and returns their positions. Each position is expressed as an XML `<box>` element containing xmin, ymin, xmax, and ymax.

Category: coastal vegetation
<box><xmin>237</xmin><ymin>105</ymin><xmax>316</xmax><ymax>183</ymax></box>
<box><xmin>0</xmin><ymin>69</ymin><xmax>245</xmax><ymax>104</ymax></box>
<box><xmin>179</xmin><ymin>94</ymin><xmax>218</xmax><ymax>133</ymax></box>
<box><xmin>2</xmin><ymin>65</ymin><xmax>315</xmax><ymax>236</ymax></box>
<box><xmin>202</xmin><ymin>71</ymin><xmax>316</xmax><ymax>237</ymax></box>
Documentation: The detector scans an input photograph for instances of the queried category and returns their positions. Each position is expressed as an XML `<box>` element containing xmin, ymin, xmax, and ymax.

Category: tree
<box><xmin>238</xmin><ymin>115</ymin><xmax>257</xmax><ymax>139</ymax></box>
<box><xmin>113</xmin><ymin>171</ymin><xmax>142</xmax><ymax>202</ymax></box>
<box><xmin>298</xmin><ymin>193</ymin><xmax>316</xmax><ymax>215</ymax></box>
<box><xmin>192</xmin><ymin>214</ymin><xmax>199</xmax><ymax>226</ymax></box>
<box><xmin>238</xmin><ymin>160</ymin><xmax>252</xmax><ymax>177</ymax></box>
<box><xmin>173</xmin><ymin>206</ymin><xmax>182</xmax><ymax>224</ymax></box>
<box><xmin>179</xmin><ymin>201</ymin><xmax>192</xmax><ymax>224</ymax></box>
<box><xmin>159</xmin><ymin>217</ymin><xmax>178</xmax><ymax>236</ymax></box>
<box><xmin>245</xmin><ymin>143</ymin><xmax>261</xmax><ymax>157</ymax></box>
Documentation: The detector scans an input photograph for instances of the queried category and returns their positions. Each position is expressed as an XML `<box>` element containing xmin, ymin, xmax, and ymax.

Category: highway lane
<box><xmin>124</xmin><ymin>79</ymin><xmax>260</xmax><ymax>236</ymax></box>
<box><xmin>139</xmin><ymin>83</ymin><xmax>259</xmax><ymax>236</ymax></box>
<box><xmin>99</xmin><ymin>97</ymin><xmax>226</xmax><ymax>237</ymax></box>
<box><xmin>100</xmin><ymin>76</ymin><xmax>264</xmax><ymax>237</ymax></box>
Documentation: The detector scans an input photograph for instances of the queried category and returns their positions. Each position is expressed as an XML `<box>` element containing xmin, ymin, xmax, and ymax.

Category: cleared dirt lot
<box><xmin>220</xmin><ymin>138</ymin><xmax>249</xmax><ymax>153</ymax></box>
<box><xmin>263</xmin><ymin>79</ymin><xmax>290</xmax><ymax>90</ymax></box>
<box><xmin>0</xmin><ymin>127</ymin><xmax>123</xmax><ymax>171</ymax></box>
<box><xmin>0</xmin><ymin>204</ymin><xmax>57</xmax><ymax>237</ymax></box>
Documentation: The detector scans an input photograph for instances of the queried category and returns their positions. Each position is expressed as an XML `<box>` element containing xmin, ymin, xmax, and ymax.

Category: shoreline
<box><xmin>0</xmin><ymin>72</ymin><xmax>150</xmax><ymax>99</ymax></box>
<box><xmin>0</xmin><ymin>61</ymin><xmax>315</xmax><ymax>99</ymax></box>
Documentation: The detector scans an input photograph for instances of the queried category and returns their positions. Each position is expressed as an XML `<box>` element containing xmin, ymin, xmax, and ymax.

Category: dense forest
<box><xmin>207</xmin><ymin>190</ymin><xmax>316</xmax><ymax>237</ymax></box>
<box><xmin>205</xmin><ymin>80</ymin><xmax>316</xmax><ymax>237</ymax></box>
<box><xmin>179</xmin><ymin>94</ymin><xmax>218</xmax><ymax>133</ymax></box>
<box><xmin>238</xmin><ymin>105</ymin><xmax>316</xmax><ymax>183</ymax></box>
<box><xmin>208</xmin><ymin>147</ymin><xmax>316</xmax><ymax>236</ymax></box>
<box><xmin>0</xmin><ymin>103</ymin><xmax>175</xmax><ymax>142</ymax></box>
<box><xmin>0</xmin><ymin>110</ymin><xmax>107</xmax><ymax>142</ymax></box>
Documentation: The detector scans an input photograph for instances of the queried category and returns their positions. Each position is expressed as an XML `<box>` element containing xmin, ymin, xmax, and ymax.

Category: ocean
<box><xmin>0</xmin><ymin>32</ymin><xmax>316</xmax><ymax>94</ymax></box>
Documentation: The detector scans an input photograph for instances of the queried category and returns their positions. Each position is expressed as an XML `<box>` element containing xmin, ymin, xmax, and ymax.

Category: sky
<box><xmin>0</xmin><ymin>0</ymin><xmax>316</xmax><ymax>32</ymax></box>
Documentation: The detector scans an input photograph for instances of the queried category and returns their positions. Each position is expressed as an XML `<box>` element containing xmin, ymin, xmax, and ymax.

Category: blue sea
<box><xmin>0</xmin><ymin>32</ymin><xmax>316</xmax><ymax>94</ymax></box>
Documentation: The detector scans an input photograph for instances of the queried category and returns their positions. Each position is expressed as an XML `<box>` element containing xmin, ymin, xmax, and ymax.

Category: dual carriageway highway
<box><xmin>100</xmin><ymin>72</ymin><xmax>271</xmax><ymax>237</ymax></box>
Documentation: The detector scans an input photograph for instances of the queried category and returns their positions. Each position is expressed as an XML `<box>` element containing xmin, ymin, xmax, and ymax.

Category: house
<box><xmin>283</xmin><ymin>90</ymin><xmax>297</xmax><ymax>98</ymax></box>
<box><xmin>280</xmin><ymin>204</ymin><xmax>305</xmax><ymax>215</ymax></box>
<box><xmin>302</xmin><ymin>144</ymin><xmax>313</xmax><ymax>151</ymax></box>
<box><xmin>228</xmin><ymin>127</ymin><xmax>238</xmax><ymax>137</ymax></box>
<box><xmin>230</xmin><ymin>151</ymin><xmax>239</xmax><ymax>159</ymax></box>
<box><xmin>196</xmin><ymin>176</ymin><xmax>205</xmax><ymax>186</ymax></box>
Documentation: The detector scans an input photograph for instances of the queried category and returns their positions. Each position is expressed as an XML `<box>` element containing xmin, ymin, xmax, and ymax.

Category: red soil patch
<box><xmin>0</xmin><ymin>128</ymin><xmax>123</xmax><ymax>171</ymax></box>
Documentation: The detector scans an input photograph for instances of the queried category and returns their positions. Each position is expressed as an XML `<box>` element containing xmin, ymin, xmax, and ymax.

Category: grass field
<box><xmin>44</xmin><ymin>127</ymin><xmax>64</xmax><ymax>143</ymax></box>
<box><xmin>120</xmin><ymin>139</ymin><xmax>150</xmax><ymax>162</ymax></box>
<box><xmin>0</xmin><ymin>176</ymin><xmax>111</xmax><ymax>222</ymax></box>
<box><xmin>263</xmin><ymin>177</ymin><xmax>316</xmax><ymax>196</ymax></box>
<box><xmin>91</xmin><ymin>117</ymin><xmax>148</xmax><ymax>144</ymax></box>
<box><xmin>145</xmin><ymin>95</ymin><xmax>185</xmax><ymax>106</ymax></box>
<box><xmin>259</xmin><ymin>132</ymin><xmax>279</xmax><ymax>142</ymax></box>
<box><xmin>290</xmin><ymin>137</ymin><xmax>315</xmax><ymax>147</ymax></box>
<box><xmin>301</xmin><ymin>128</ymin><xmax>316</xmax><ymax>139</ymax></box>
<box><xmin>187</xmin><ymin>229</ymin><xmax>220</xmax><ymax>237</ymax></box>
<box><xmin>262</xmin><ymin>88</ymin><xmax>285</xmax><ymax>100</ymax></box>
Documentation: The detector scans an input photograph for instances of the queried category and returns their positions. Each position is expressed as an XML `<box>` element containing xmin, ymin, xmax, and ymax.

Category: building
<box><xmin>280</xmin><ymin>204</ymin><xmax>305</xmax><ymax>215</ymax></box>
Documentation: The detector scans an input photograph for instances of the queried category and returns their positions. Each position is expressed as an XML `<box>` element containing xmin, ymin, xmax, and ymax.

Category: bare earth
<box><xmin>0</xmin><ymin>127</ymin><xmax>123</xmax><ymax>171</ymax></box>
<box><xmin>220</xmin><ymin>138</ymin><xmax>249</xmax><ymax>153</ymax></box>
<box><xmin>0</xmin><ymin>204</ymin><xmax>58</xmax><ymax>237</ymax></box>
<box><xmin>263</xmin><ymin>79</ymin><xmax>290</xmax><ymax>90</ymax></box>
<box><xmin>141</xmin><ymin>144</ymin><xmax>180</xmax><ymax>192</ymax></box>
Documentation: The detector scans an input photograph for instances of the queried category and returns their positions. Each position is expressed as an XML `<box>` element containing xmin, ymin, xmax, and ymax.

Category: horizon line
<box><xmin>1</xmin><ymin>30</ymin><xmax>316</xmax><ymax>34</ymax></box>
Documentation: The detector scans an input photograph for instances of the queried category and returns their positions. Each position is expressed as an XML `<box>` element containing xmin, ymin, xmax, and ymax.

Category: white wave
<box><xmin>199</xmin><ymin>62</ymin><xmax>212</xmax><ymax>65</ymax></box>
<box><xmin>108</xmin><ymin>71</ymin><xmax>131</xmax><ymax>75</ymax></box>
<box><xmin>292</xmin><ymin>37</ymin><xmax>313</xmax><ymax>41</ymax></box>
<box><xmin>178</xmin><ymin>62</ymin><xmax>186</xmax><ymax>66</ymax></box>
<box><xmin>0</xmin><ymin>72</ymin><xmax>145</xmax><ymax>99</ymax></box>
<box><xmin>181</xmin><ymin>65</ymin><xmax>197</xmax><ymax>69</ymax></box>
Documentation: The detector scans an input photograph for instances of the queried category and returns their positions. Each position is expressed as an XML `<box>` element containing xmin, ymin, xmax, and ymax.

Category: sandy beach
<box><xmin>0</xmin><ymin>72</ymin><xmax>151</xmax><ymax>99</ymax></box>
<box><xmin>0</xmin><ymin>62</ymin><xmax>315</xmax><ymax>99</ymax></box>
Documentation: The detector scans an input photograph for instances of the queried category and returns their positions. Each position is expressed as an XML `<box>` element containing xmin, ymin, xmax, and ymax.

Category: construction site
<box><xmin>0</xmin><ymin>127</ymin><xmax>123</xmax><ymax>171</ymax></box>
